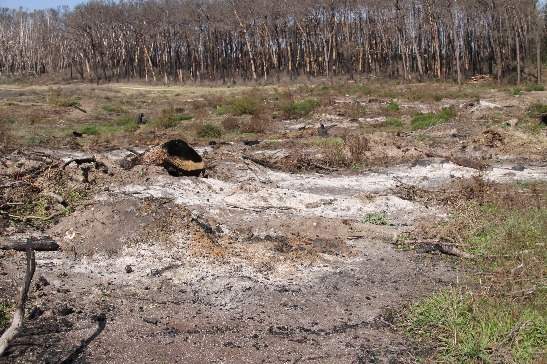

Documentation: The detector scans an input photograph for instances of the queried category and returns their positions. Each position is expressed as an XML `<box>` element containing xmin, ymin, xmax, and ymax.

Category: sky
<box><xmin>0</xmin><ymin>0</ymin><xmax>83</xmax><ymax>10</ymax></box>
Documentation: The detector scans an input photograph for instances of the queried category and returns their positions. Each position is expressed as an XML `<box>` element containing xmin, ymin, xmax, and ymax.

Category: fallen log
<box><xmin>0</xmin><ymin>238</ymin><xmax>60</xmax><ymax>252</ymax></box>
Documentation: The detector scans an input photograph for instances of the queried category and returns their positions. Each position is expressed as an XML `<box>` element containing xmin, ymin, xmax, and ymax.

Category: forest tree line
<box><xmin>0</xmin><ymin>0</ymin><xmax>545</xmax><ymax>84</ymax></box>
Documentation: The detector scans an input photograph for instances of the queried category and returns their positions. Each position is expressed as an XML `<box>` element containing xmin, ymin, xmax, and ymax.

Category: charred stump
<box><xmin>121</xmin><ymin>140</ymin><xmax>206</xmax><ymax>177</ymax></box>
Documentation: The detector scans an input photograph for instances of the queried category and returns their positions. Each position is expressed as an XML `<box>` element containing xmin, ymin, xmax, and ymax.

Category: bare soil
<box><xmin>0</xmin><ymin>83</ymin><xmax>545</xmax><ymax>363</ymax></box>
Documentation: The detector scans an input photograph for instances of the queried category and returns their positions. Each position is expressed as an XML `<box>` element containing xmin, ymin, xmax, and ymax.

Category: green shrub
<box><xmin>511</xmin><ymin>87</ymin><xmax>523</xmax><ymax>96</ymax></box>
<box><xmin>228</xmin><ymin>96</ymin><xmax>260</xmax><ymax>116</ymax></box>
<box><xmin>362</xmin><ymin>212</ymin><xmax>389</xmax><ymax>225</ymax></box>
<box><xmin>386</xmin><ymin>100</ymin><xmax>400</xmax><ymax>112</ymax></box>
<box><xmin>281</xmin><ymin>98</ymin><xmax>320</xmax><ymax>119</ymax></box>
<box><xmin>525</xmin><ymin>84</ymin><xmax>545</xmax><ymax>92</ymax></box>
<box><xmin>197</xmin><ymin>123</ymin><xmax>222</xmax><ymax>138</ymax></box>
<box><xmin>411</xmin><ymin>107</ymin><xmax>456</xmax><ymax>130</ymax></box>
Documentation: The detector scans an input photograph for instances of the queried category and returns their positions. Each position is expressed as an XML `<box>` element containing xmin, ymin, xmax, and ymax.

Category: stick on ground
<box><xmin>0</xmin><ymin>248</ymin><xmax>36</xmax><ymax>356</ymax></box>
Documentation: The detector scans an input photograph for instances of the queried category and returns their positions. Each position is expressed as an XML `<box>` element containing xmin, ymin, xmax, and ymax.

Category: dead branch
<box><xmin>0</xmin><ymin>237</ymin><xmax>60</xmax><ymax>252</ymax></box>
<box><xmin>0</xmin><ymin>210</ymin><xmax>64</xmax><ymax>222</ymax></box>
<box><xmin>410</xmin><ymin>239</ymin><xmax>475</xmax><ymax>259</ymax></box>
<box><xmin>0</xmin><ymin>248</ymin><xmax>36</xmax><ymax>356</ymax></box>
<box><xmin>62</xmin><ymin>157</ymin><xmax>97</xmax><ymax>169</ymax></box>
<box><xmin>72</xmin><ymin>105</ymin><xmax>88</xmax><ymax>113</ymax></box>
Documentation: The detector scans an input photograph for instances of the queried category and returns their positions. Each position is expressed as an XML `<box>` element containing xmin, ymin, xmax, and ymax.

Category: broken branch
<box><xmin>0</xmin><ymin>248</ymin><xmax>36</xmax><ymax>356</ymax></box>
<box><xmin>0</xmin><ymin>237</ymin><xmax>60</xmax><ymax>252</ymax></box>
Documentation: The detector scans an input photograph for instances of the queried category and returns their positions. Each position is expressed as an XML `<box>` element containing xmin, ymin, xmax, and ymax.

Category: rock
<box><xmin>511</xmin><ymin>165</ymin><xmax>525</xmax><ymax>172</ymax></box>
<box><xmin>125</xmin><ymin>265</ymin><xmax>134</xmax><ymax>273</ymax></box>
<box><xmin>143</xmin><ymin>317</ymin><xmax>160</xmax><ymax>325</ymax></box>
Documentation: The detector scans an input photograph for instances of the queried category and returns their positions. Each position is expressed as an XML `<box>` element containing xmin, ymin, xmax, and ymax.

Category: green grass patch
<box><xmin>47</xmin><ymin>88</ymin><xmax>81</xmax><ymax>108</ymax></box>
<box><xmin>511</xmin><ymin>87</ymin><xmax>523</xmax><ymax>96</ymax></box>
<box><xmin>381</xmin><ymin>117</ymin><xmax>403</xmax><ymax>129</ymax></box>
<box><xmin>527</xmin><ymin>103</ymin><xmax>547</xmax><ymax>118</ymax></box>
<box><xmin>406</xmin><ymin>183</ymin><xmax>547</xmax><ymax>363</ymax></box>
<box><xmin>386</xmin><ymin>100</ymin><xmax>400</xmax><ymax>112</ymax></box>
<box><xmin>80</xmin><ymin>115</ymin><xmax>138</xmax><ymax>135</ymax></box>
<box><xmin>102</xmin><ymin>104</ymin><xmax>127</xmax><ymax>113</ymax></box>
<box><xmin>0</xmin><ymin>303</ymin><xmax>10</xmax><ymax>330</ymax></box>
<box><xmin>524</xmin><ymin>84</ymin><xmax>545</xmax><ymax>92</ymax></box>
<box><xmin>281</xmin><ymin>98</ymin><xmax>320</xmax><ymax>119</ymax></box>
<box><xmin>226</xmin><ymin>96</ymin><xmax>260</xmax><ymax>116</ymax></box>
<box><xmin>411</xmin><ymin>107</ymin><xmax>456</xmax><ymax>130</ymax></box>
<box><xmin>362</xmin><ymin>212</ymin><xmax>389</xmax><ymax>225</ymax></box>
<box><xmin>197</xmin><ymin>123</ymin><xmax>222</xmax><ymax>138</ymax></box>
<box><xmin>408</xmin><ymin>290</ymin><xmax>546</xmax><ymax>363</ymax></box>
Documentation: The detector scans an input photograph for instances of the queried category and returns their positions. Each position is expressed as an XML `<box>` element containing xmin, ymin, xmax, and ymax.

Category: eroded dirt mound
<box><xmin>49</xmin><ymin>198</ymin><xmax>190</xmax><ymax>256</ymax></box>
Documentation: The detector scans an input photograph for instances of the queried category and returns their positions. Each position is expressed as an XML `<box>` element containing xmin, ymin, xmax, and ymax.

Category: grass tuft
<box><xmin>362</xmin><ymin>212</ymin><xmax>389</xmax><ymax>225</ymax></box>
<box><xmin>281</xmin><ymin>98</ymin><xmax>320</xmax><ymax>119</ymax></box>
<box><xmin>406</xmin><ymin>181</ymin><xmax>547</xmax><ymax>363</ymax></box>
<box><xmin>197</xmin><ymin>123</ymin><xmax>222</xmax><ymax>138</ymax></box>
<box><xmin>411</xmin><ymin>107</ymin><xmax>456</xmax><ymax>130</ymax></box>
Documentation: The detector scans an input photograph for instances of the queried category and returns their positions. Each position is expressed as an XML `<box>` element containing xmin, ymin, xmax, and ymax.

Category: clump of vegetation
<box><xmin>239</xmin><ymin>114</ymin><xmax>270</xmax><ymax>134</ymax></box>
<box><xmin>102</xmin><ymin>104</ymin><xmax>127</xmax><ymax>113</ymax></box>
<box><xmin>511</xmin><ymin>87</ymin><xmax>523</xmax><ymax>96</ymax></box>
<box><xmin>151</xmin><ymin>106</ymin><xmax>192</xmax><ymax>129</ymax></box>
<box><xmin>344</xmin><ymin>133</ymin><xmax>369</xmax><ymax>164</ymax></box>
<box><xmin>406</xmin><ymin>181</ymin><xmax>546</xmax><ymax>363</ymax></box>
<box><xmin>524</xmin><ymin>84</ymin><xmax>545</xmax><ymax>92</ymax></box>
<box><xmin>527</xmin><ymin>103</ymin><xmax>547</xmax><ymax>118</ymax></box>
<box><xmin>197</xmin><ymin>123</ymin><xmax>222</xmax><ymax>138</ymax></box>
<box><xmin>221</xmin><ymin>117</ymin><xmax>240</xmax><ymax>131</ymax></box>
<box><xmin>281</xmin><ymin>98</ymin><xmax>320</xmax><ymax>119</ymax></box>
<box><xmin>362</xmin><ymin>212</ymin><xmax>389</xmax><ymax>225</ymax></box>
<box><xmin>226</xmin><ymin>95</ymin><xmax>261</xmax><ymax>116</ymax></box>
<box><xmin>411</xmin><ymin>107</ymin><xmax>456</xmax><ymax>130</ymax></box>
<box><xmin>47</xmin><ymin>88</ymin><xmax>81</xmax><ymax>108</ymax></box>
<box><xmin>80</xmin><ymin>115</ymin><xmax>138</xmax><ymax>135</ymax></box>
<box><xmin>386</xmin><ymin>100</ymin><xmax>400</xmax><ymax>112</ymax></box>
<box><xmin>346</xmin><ymin>103</ymin><xmax>367</xmax><ymax>119</ymax></box>
<box><xmin>0</xmin><ymin>303</ymin><xmax>10</xmax><ymax>330</ymax></box>
<box><xmin>381</xmin><ymin>117</ymin><xmax>403</xmax><ymax>129</ymax></box>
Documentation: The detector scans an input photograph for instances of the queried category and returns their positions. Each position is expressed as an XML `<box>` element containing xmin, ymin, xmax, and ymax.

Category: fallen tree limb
<box><xmin>0</xmin><ymin>248</ymin><xmax>36</xmax><ymax>356</ymax></box>
<box><xmin>62</xmin><ymin>157</ymin><xmax>97</xmax><ymax>169</ymax></box>
<box><xmin>410</xmin><ymin>239</ymin><xmax>475</xmax><ymax>259</ymax></box>
<box><xmin>0</xmin><ymin>238</ymin><xmax>60</xmax><ymax>252</ymax></box>
<box><xmin>72</xmin><ymin>105</ymin><xmax>88</xmax><ymax>113</ymax></box>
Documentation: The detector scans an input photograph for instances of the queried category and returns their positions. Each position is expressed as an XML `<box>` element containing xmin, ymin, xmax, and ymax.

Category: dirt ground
<box><xmin>0</xmin><ymin>82</ymin><xmax>545</xmax><ymax>363</ymax></box>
